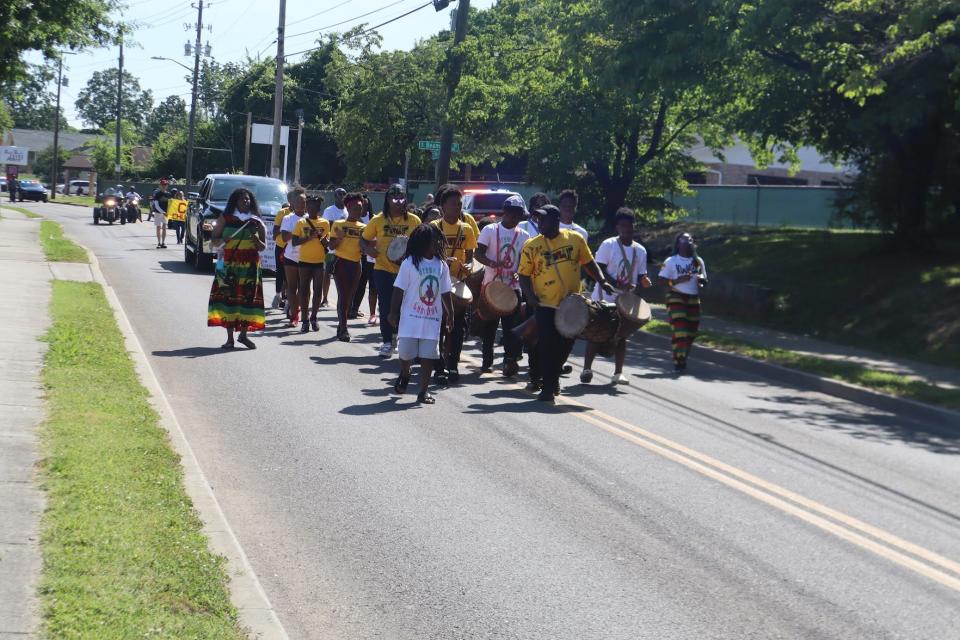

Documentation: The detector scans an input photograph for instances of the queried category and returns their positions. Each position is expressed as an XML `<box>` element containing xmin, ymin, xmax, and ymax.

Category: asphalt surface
<box><xmin>26</xmin><ymin>200</ymin><xmax>960</xmax><ymax>639</ymax></box>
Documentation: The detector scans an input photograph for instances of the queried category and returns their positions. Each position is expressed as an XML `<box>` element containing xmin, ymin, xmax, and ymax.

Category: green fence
<box><xmin>667</xmin><ymin>185</ymin><xmax>847</xmax><ymax>228</ymax></box>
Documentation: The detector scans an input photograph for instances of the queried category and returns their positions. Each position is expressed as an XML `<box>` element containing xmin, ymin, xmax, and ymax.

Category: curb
<box><xmin>77</xmin><ymin>241</ymin><xmax>289</xmax><ymax>639</ymax></box>
<box><xmin>636</xmin><ymin>330</ymin><xmax>960</xmax><ymax>431</ymax></box>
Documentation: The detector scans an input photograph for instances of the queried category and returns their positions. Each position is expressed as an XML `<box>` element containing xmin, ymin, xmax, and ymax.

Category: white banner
<box><xmin>1</xmin><ymin>146</ymin><xmax>29</xmax><ymax>166</ymax></box>
<box><xmin>251</xmin><ymin>124</ymin><xmax>289</xmax><ymax>146</ymax></box>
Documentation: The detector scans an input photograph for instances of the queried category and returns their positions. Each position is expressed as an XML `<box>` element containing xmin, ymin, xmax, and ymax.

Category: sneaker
<box><xmin>378</xmin><ymin>342</ymin><xmax>392</xmax><ymax>358</ymax></box>
<box><xmin>310</xmin><ymin>318</ymin><xmax>319</xmax><ymax>332</ymax></box>
<box><xmin>160</xmin><ymin>243</ymin><xmax>167</xmax><ymax>248</ymax></box>
<box><xmin>580</xmin><ymin>369</ymin><xmax>593</xmax><ymax>384</ymax></box>
<box><xmin>525</xmin><ymin>379</ymin><xmax>542</xmax><ymax>393</ymax></box>
<box><xmin>433</xmin><ymin>370</ymin><xmax>449</xmax><ymax>385</ymax></box>
<box><xmin>480</xmin><ymin>359</ymin><xmax>493</xmax><ymax>373</ymax></box>
<box><xmin>561</xmin><ymin>364</ymin><xmax>573</xmax><ymax>375</ymax></box>
<box><xmin>502</xmin><ymin>358</ymin><xmax>519</xmax><ymax>378</ymax></box>
<box><xmin>612</xmin><ymin>372</ymin><xmax>630</xmax><ymax>385</ymax></box>
<box><xmin>319</xmin><ymin>301</ymin><xmax>330</xmax><ymax>309</ymax></box>
<box><xmin>537</xmin><ymin>389</ymin><xmax>555</xmax><ymax>403</ymax></box>
<box><xmin>447</xmin><ymin>369</ymin><xmax>460</xmax><ymax>384</ymax></box>
<box><xmin>300</xmin><ymin>322</ymin><xmax>310</xmax><ymax>334</ymax></box>
<box><xmin>392</xmin><ymin>337</ymin><xmax>399</xmax><ymax>353</ymax></box>
<box><xmin>338</xmin><ymin>331</ymin><xmax>351</xmax><ymax>343</ymax></box>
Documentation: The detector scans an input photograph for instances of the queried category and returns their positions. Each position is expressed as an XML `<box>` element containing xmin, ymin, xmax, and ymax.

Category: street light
<box><xmin>151</xmin><ymin>54</ymin><xmax>199</xmax><ymax>187</ymax></box>
<box><xmin>150</xmin><ymin>55</ymin><xmax>192</xmax><ymax>72</ymax></box>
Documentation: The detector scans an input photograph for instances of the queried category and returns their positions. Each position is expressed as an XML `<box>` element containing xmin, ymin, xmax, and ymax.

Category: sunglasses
<box><xmin>390</xmin><ymin>196</ymin><xmax>406</xmax><ymax>203</ymax></box>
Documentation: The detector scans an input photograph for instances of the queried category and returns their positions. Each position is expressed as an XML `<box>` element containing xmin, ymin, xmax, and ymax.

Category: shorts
<box><xmin>154</xmin><ymin>214</ymin><xmax>167</xmax><ymax>227</ymax></box>
<box><xmin>397</xmin><ymin>337</ymin><xmax>440</xmax><ymax>361</ymax></box>
<box><xmin>298</xmin><ymin>261</ymin><xmax>324</xmax><ymax>273</ymax></box>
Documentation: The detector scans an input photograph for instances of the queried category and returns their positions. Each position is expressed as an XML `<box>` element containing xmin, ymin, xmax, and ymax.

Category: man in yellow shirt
<box><xmin>518</xmin><ymin>205</ymin><xmax>614</xmax><ymax>402</ymax></box>
<box><xmin>431</xmin><ymin>185</ymin><xmax>477</xmax><ymax>383</ymax></box>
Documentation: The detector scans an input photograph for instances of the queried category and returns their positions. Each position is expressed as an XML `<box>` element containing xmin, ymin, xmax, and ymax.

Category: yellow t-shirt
<box><xmin>361</xmin><ymin>211</ymin><xmax>422</xmax><ymax>274</ymax></box>
<box><xmin>292</xmin><ymin>216</ymin><xmax>331</xmax><ymax>264</ymax></box>
<box><xmin>331</xmin><ymin>219</ymin><xmax>366</xmax><ymax>262</ymax></box>
<box><xmin>274</xmin><ymin>207</ymin><xmax>291</xmax><ymax>248</ymax></box>
<box><xmin>517</xmin><ymin>229</ymin><xmax>594</xmax><ymax>308</ymax></box>
<box><xmin>431</xmin><ymin>218</ymin><xmax>477</xmax><ymax>266</ymax></box>
<box><xmin>463</xmin><ymin>212</ymin><xmax>480</xmax><ymax>238</ymax></box>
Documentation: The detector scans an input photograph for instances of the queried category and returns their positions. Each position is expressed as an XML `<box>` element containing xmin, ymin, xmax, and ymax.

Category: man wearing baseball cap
<box><xmin>151</xmin><ymin>177</ymin><xmax>172</xmax><ymax>248</ymax></box>
<box><xmin>518</xmin><ymin>204</ymin><xmax>615</xmax><ymax>402</ymax></box>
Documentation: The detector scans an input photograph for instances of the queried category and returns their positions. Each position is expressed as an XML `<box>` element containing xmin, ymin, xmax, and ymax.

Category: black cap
<box><xmin>540</xmin><ymin>204</ymin><xmax>561</xmax><ymax>219</ymax></box>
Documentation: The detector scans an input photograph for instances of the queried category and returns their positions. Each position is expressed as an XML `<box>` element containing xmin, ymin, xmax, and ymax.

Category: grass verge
<box><xmin>39</xmin><ymin>221</ymin><xmax>89</xmax><ymax>263</ymax></box>
<box><xmin>39</xmin><ymin>280</ymin><xmax>244</xmax><ymax>638</ymax></box>
<box><xmin>643</xmin><ymin>319</ymin><xmax>960</xmax><ymax>409</ymax></box>
<box><xmin>53</xmin><ymin>194</ymin><xmax>97</xmax><ymax>207</ymax></box>
<box><xmin>0</xmin><ymin>204</ymin><xmax>42</xmax><ymax>218</ymax></box>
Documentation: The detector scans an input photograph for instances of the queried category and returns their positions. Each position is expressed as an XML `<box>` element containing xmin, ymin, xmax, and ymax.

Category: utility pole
<box><xmin>270</xmin><ymin>0</ymin><xmax>287</xmax><ymax>179</ymax></box>
<box><xmin>293</xmin><ymin>109</ymin><xmax>304</xmax><ymax>185</ymax></box>
<box><xmin>243</xmin><ymin>111</ymin><xmax>252</xmax><ymax>174</ymax></box>
<box><xmin>185</xmin><ymin>0</ymin><xmax>205</xmax><ymax>187</ymax></box>
<box><xmin>435</xmin><ymin>0</ymin><xmax>470</xmax><ymax>190</ymax></box>
<box><xmin>115</xmin><ymin>35</ymin><xmax>124</xmax><ymax>177</ymax></box>
<box><xmin>50</xmin><ymin>53</ymin><xmax>71</xmax><ymax>200</ymax></box>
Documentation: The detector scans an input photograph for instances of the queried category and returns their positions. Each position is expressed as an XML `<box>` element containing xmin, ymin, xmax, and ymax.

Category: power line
<box><xmin>291</xmin><ymin>0</ymin><xmax>354</xmax><ymax>26</ymax></box>
<box><xmin>285</xmin><ymin>0</ymin><xmax>414</xmax><ymax>40</ymax></box>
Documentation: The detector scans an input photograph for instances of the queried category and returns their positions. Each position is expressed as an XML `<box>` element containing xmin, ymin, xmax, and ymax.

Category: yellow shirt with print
<box><xmin>292</xmin><ymin>216</ymin><xmax>331</xmax><ymax>264</ymax></box>
<box><xmin>274</xmin><ymin>207</ymin><xmax>292</xmax><ymax>248</ymax></box>
<box><xmin>361</xmin><ymin>211</ymin><xmax>422</xmax><ymax>274</ymax></box>
<box><xmin>431</xmin><ymin>218</ymin><xmax>477</xmax><ymax>266</ymax></box>
<box><xmin>517</xmin><ymin>229</ymin><xmax>594</xmax><ymax>308</ymax></box>
<box><xmin>331</xmin><ymin>219</ymin><xmax>366</xmax><ymax>262</ymax></box>
<box><xmin>462</xmin><ymin>212</ymin><xmax>480</xmax><ymax>239</ymax></box>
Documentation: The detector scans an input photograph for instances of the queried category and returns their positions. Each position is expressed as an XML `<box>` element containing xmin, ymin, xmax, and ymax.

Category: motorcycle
<box><xmin>125</xmin><ymin>194</ymin><xmax>142</xmax><ymax>223</ymax></box>
<box><xmin>93</xmin><ymin>192</ymin><xmax>124</xmax><ymax>225</ymax></box>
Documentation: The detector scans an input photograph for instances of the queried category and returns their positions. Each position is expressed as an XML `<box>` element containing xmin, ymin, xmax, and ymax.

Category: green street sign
<box><xmin>418</xmin><ymin>140</ymin><xmax>460</xmax><ymax>153</ymax></box>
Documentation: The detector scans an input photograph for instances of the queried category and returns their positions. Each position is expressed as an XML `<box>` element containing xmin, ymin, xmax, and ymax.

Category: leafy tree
<box><xmin>75</xmin><ymin>68</ymin><xmax>153</xmax><ymax>130</ymax></box>
<box><xmin>33</xmin><ymin>145</ymin><xmax>70</xmax><ymax>182</ymax></box>
<box><xmin>0</xmin><ymin>0</ymin><xmax>120</xmax><ymax>86</ymax></box>
<box><xmin>0</xmin><ymin>102</ymin><xmax>12</xmax><ymax>136</ymax></box>
<box><xmin>88</xmin><ymin>119</ymin><xmax>142</xmax><ymax>179</ymax></box>
<box><xmin>149</xmin><ymin>121</ymin><xmax>233</xmax><ymax>179</ymax></box>
<box><xmin>0</xmin><ymin>62</ymin><xmax>69</xmax><ymax>130</ymax></box>
<box><xmin>143</xmin><ymin>95</ymin><xmax>187</xmax><ymax>144</ymax></box>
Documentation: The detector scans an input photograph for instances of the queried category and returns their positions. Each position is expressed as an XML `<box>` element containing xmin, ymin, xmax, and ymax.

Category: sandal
<box><xmin>368</xmin><ymin>315</ymin><xmax>378</xmax><ymax>326</ymax></box>
<box><xmin>393</xmin><ymin>374</ymin><xmax>410</xmax><ymax>394</ymax></box>
<box><xmin>237</xmin><ymin>336</ymin><xmax>256</xmax><ymax>349</ymax></box>
<box><xmin>416</xmin><ymin>391</ymin><xmax>436</xmax><ymax>405</ymax></box>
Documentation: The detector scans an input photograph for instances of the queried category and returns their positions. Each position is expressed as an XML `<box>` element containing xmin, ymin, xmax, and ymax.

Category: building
<box><xmin>4</xmin><ymin>128</ymin><xmax>109</xmax><ymax>182</ymax></box>
<box><xmin>685</xmin><ymin>140</ymin><xmax>854</xmax><ymax>186</ymax></box>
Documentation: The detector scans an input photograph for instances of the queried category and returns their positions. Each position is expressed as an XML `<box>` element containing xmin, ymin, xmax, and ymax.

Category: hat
<box><xmin>503</xmin><ymin>194</ymin><xmax>526</xmax><ymax>211</ymax></box>
<box><xmin>334</xmin><ymin>187</ymin><xmax>346</xmax><ymax>195</ymax></box>
<box><xmin>540</xmin><ymin>204</ymin><xmax>560</xmax><ymax>219</ymax></box>
<box><xmin>386</xmin><ymin>183</ymin><xmax>405</xmax><ymax>196</ymax></box>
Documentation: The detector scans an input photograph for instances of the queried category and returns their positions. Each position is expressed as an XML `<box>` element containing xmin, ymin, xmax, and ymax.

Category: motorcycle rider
<box><xmin>151</xmin><ymin>177</ymin><xmax>172</xmax><ymax>248</ymax></box>
<box><xmin>125</xmin><ymin>186</ymin><xmax>143</xmax><ymax>222</ymax></box>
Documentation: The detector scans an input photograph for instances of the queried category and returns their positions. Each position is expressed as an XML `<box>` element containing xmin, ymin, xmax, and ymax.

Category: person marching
<box><xmin>271</xmin><ymin>199</ymin><xmax>291</xmax><ymax>309</ymax></box>
<box><xmin>475</xmin><ymin>195</ymin><xmax>529</xmax><ymax>377</ymax></box>
<box><xmin>151</xmin><ymin>177</ymin><xmax>172</xmax><ymax>248</ymax></box>
<box><xmin>581</xmin><ymin>207</ymin><xmax>652</xmax><ymax>385</ymax></box>
<box><xmin>517</xmin><ymin>192</ymin><xmax>550</xmax><ymax>386</ymax></box>
<box><xmin>431</xmin><ymin>185</ymin><xmax>477</xmax><ymax>383</ymax></box>
<box><xmin>280</xmin><ymin>187</ymin><xmax>308</xmax><ymax>326</ymax></box>
<box><xmin>360</xmin><ymin>184</ymin><xmax>421</xmax><ymax>358</ymax></box>
<box><xmin>350</xmin><ymin>195</ymin><xmax>378</xmax><ymax>324</ymax></box>
<box><xmin>320</xmin><ymin>187</ymin><xmax>347</xmax><ymax>309</ymax></box>
<box><xmin>519</xmin><ymin>192</ymin><xmax>550</xmax><ymax>237</ymax></box>
<box><xmin>329</xmin><ymin>192</ymin><xmax>366</xmax><ymax>341</ymax></box>
<box><xmin>291</xmin><ymin>195</ymin><xmax>331</xmax><ymax>333</ymax></box>
<box><xmin>659</xmin><ymin>232</ymin><xmax>708</xmax><ymax>373</ymax></box>
<box><xmin>208</xmin><ymin>188</ymin><xmax>266</xmax><ymax>349</ymax></box>
<box><xmin>557</xmin><ymin>189</ymin><xmax>589</xmax><ymax>242</ymax></box>
<box><xmin>518</xmin><ymin>205</ymin><xmax>615</xmax><ymax>403</ymax></box>
<box><xmin>388</xmin><ymin>224</ymin><xmax>454</xmax><ymax>405</ymax></box>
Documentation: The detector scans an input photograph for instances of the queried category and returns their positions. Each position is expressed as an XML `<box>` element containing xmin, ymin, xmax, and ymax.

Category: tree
<box><xmin>0</xmin><ymin>62</ymin><xmax>69</xmax><ymax>130</ymax></box>
<box><xmin>143</xmin><ymin>95</ymin><xmax>187</xmax><ymax>144</ymax></box>
<box><xmin>88</xmin><ymin>119</ymin><xmax>142</xmax><ymax>179</ymax></box>
<box><xmin>33</xmin><ymin>145</ymin><xmax>70</xmax><ymax>182</ymax></box>
<box><xmin>149</xmin><ymin>121</ymin><xmax>233</xmax><ymax>179</ymax></box>
<box><xmin>0</xmin><ymin>0</ymin><xmax>120</xmax><ymax>86</ymax></box>
<box><xmin>75</xmin><ymin>68</ymin><xmax>153</xmax><ymax>130</ymax></box>
<box><xmin>0</xmin><ymin>102</ymin><xmax>12</xmax><ymax>136</ymax></box>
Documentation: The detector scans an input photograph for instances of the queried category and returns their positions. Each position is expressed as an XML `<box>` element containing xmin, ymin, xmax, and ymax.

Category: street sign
<box><xmin>418</xmin><ymin>140</ymin><xmax>460</xmax><ymax>153</ymax></box>
<box><xmin>0</xmin><ymin>146</ymin><xmax>29</xmax><ymax>166</ymax></box>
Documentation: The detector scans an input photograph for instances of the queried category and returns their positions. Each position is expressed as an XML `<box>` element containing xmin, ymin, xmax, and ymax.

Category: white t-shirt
<box><xmin>394</xmin><ymin>256</ymin><xmax>452</xmax><ymax>340</ymax></box>
<box><xmin>322</xmin><ymin>204</ymin><xmax>346</xmax><ymax>225</ymax></box>
<box><xmin>477</xmin><ymin>222</ymin><xmax>529</xmax><ymax>289</ymax></box>
<box><xmin>658</xmin><ymin>254</ymin><xmax>707</xmax><ymax>296</ymax></box>
<box><xmin>560</xmin><ymin>221</ymin><xmax>589</xmax><ymax>242</ymax></box>
<box><xmin>281</xmin><ymin>212</ymin><xmax>305</xmax><ymax>262</ymax></box>
<box><xmin>592</xmin><ymin>237</ymin><xmax>648</xmax><ymax>302</ymax></box>
<box><xmin>518</xmin><ymin>219</ymin><xmax>540</xmax><ymax>238</ymax></box>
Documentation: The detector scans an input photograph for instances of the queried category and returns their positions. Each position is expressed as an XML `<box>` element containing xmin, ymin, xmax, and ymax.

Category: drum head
<box><xmin>616</xmin><ymin>291</ymin><xmax>651</xmax><ymax>322</ymax></box>
<box><xmin>452</xmin><ymin>280</ymin><xmax>473</xmax><ymax>302</ymax></box>
<box><xmin>386</xmin><ymin>236</ymin><xmax>408</xmax><ymax>263</ymax></box>
<box><xmin>484</xmin><ymin>281</ymin><xmax>517</xmax><ymax>313</ymax></box>
<box><xmin>555</xmin><ymin>294</ymin><xmax>589</xmax><ymax>338</ymax></box>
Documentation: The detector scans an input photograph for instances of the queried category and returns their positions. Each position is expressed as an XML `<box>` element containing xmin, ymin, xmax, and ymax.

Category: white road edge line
<box><xmin>79</xmin><ymin>240</ymin><xmax>289</xmax><ymax>640</ymax></box>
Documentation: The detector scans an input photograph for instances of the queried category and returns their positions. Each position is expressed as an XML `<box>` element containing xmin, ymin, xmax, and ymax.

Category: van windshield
<box><xmin>210</xmin><ymin>178</ymin><xmax>286</xmax><ymax>205</ymax></box>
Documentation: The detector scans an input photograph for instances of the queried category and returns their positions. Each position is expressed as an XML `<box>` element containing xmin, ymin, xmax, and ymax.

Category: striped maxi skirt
<box><xmin>666</xmin><ymin>291</ymin><xmax>700</xmax><ymax>366</ymax></box>
<box><xmin>207</xmin><ymin>217</ymin><xmax>265</xmax><ymax>331</ymax></box>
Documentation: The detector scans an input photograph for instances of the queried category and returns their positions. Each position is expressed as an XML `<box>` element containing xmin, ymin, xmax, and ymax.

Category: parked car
<box><xmin>55</xmin><ymin>183</ymin><xmax>66</xmax><ymax>194</ymax></box>
<box><xmin>184</xmin><ymin>174</ymin><xmax>287</xmax><ymax>271</ymax></box>
<box><xmin>462</xmin><ymin>188</ymin><xmax>522</xmax><ymax>228</ymax></box>
<box><xmin>67</xmin><ymin>180</ymin><xmax>89</xmax><ymax>195</ymax></box>
<box><xmin>17</xmin><ymin>180</ymin><xmax>48</xmax><ymax>202</ymax></box>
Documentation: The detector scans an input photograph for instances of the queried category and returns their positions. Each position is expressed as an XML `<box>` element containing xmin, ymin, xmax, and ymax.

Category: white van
<box><xmin>68</xmin><ymin>180</ymin><xmax>90</xmax><ymax>195</ymax></box>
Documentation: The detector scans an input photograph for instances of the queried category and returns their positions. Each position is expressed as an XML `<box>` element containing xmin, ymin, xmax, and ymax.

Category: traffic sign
<box><xmin>418</xmin><ymin>140</ymin><xmax>460</xmax><ymax>153</ymax></box>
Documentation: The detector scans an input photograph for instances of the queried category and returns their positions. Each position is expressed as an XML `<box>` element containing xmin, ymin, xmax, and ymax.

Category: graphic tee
<box><xmin>659</xmin><ymin>254</ymin><xmax>707</xmax><ymax>296</ymax></box>
<box><xmin>292</xmin><ymin>216</ymin><xmax>331</xmax><ymax>264</ymax></box>
<box><xmin>361</xmin><ymin>212</ymin><xmax>422</xmax><ymax>274</ymax></box>
<box><xmin>478</xmin><ymin>222</ymin><xmax>529</xmax><ymax>289</ymax></box>
<box><xmin>518</xmin><ymin>229</ymin><xmax>594</xmax><ymax>308</ymax></box>
<box><xmin>394</xmin><ymin>256</ymin><xmax>452</xmax><ymax>340</ymax></box>
<box><xmin>431</xmin><ymin>218</ymin><xmax>477</xmax><ymax>266</ymax></box>
<box><xmin>592</xmin><ymin>237</ymin><xmax>647</xmax><ymax>302</ymax></box>
<box><xmin>331</xmin><ymin>219</ymin><xmax>366</xmax><ymax>262</ymax></box>
<box><xmin>281</xmin><ymin>212</ymin><xmax>305</xmax><ymax>262</ymax></box>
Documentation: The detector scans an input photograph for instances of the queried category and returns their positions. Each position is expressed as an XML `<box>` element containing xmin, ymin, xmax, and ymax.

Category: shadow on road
<box><xmin>156</xmin><ymin>260</ymin><xmax>199</xmax><ymax>275</ymax></box>
<box><xmin>152</xmin><ymin>346</ymin><xmax>241</xmax><ymax>358</ymax></box>
<box><xmin>339</xmin><ymin>396</ymin><xmax>416</xmax><ymax>416</ymax></box>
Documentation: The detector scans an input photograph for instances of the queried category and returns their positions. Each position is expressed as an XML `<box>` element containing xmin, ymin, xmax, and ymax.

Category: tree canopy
<box><xmin>75</xmin><ymin>68</ymin><xmax>153</xmax><ymax>130</ymax></box>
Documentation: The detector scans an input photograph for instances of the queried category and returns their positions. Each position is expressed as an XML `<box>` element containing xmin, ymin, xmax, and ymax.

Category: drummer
<box><xmin>581</xmin><ymin>207</ymin><xmax>652</xmax><ymax>385</ymax></box>
<box><xmin>431</xmin><ymin>185</ymin><xmax>477</xmax><ymax>384</ymax></box>
<box><xmin>360</xmin><ymin>184</ymin><xmax>422</xmax><ymax>359</ymax></box>
<box><xmin>475</xmin><ymin>194</ymin><xmax>530</xmax><ymax>376</ymax></box>
<box><xmin>518</xmin><ymin>205</ymin><xmax>615</xmax><ymax>403</ymax></box>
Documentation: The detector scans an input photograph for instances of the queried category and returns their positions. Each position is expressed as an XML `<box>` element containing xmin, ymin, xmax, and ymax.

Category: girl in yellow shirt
<box><xmin>291</xmin><ymin>195</ymin><xmax>330</xmax><ymax>333</ymax></box>
<box><xmin>329</xmin><ymin>192</ymin><xmax>367</xmax><ymax>341</ymax></box>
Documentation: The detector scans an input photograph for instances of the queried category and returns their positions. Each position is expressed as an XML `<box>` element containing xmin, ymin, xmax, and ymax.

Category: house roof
<box><xmin>9</xmin><ymin>128</ymin><xmax>107</xmax><ymax>153</ymax></box>
<box><xmin>62</xmin><ymin>154</ymin><xmax>93</xmax><ymax>170</ymax></box>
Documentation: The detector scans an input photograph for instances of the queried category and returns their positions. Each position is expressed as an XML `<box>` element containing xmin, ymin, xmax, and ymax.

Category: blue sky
<box><xmin>33</xmin><ymin>0</ymin><xmax>494</xmax><ymax>129</ymax></box>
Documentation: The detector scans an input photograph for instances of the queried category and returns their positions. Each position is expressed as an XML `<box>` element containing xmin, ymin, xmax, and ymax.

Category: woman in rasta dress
<box><xmin>208</xmin><ymin>188</ymin><xmax>267</xmax><ymax>349</ymax></box>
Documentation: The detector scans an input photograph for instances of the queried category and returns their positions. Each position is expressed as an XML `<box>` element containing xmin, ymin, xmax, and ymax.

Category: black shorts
<box><xmin>298</xmin><ymin>261</ymin><xmax>324</xmax><ymax>273</ymax></box>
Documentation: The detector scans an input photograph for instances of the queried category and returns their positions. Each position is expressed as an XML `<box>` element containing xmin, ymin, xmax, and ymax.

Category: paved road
<box><xmin>27</xmin><ymin>200</ymin><xmax>960</xmax><ymax>638</ymax></box>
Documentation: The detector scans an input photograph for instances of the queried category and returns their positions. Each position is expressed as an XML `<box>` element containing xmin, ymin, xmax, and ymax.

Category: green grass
<box><xmin>39</xmin><ymin>281</ymin><xmax>244</xmax><ymax>639</ymax></box>
<box><xmin>54</xmin><ymin>194</ymin><xmax>97</xmax><ymax>207</ymax></box>
<box><xmin>39</xmin><ymin>221</ymin><xmax>88</xmax><ymax>263</ymax></box>
<box><xmin>0</xmin><ymin>204</ymin><xmax>42</xmax><ymax>218</ymax></box>
<box><xmin>643</xmin><ymin>319</ymin><xmax>960</xmax><ymax>408</ymax></box>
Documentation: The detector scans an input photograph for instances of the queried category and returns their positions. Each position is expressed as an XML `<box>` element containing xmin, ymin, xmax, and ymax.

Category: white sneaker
<box><xmin>612</xmin><ymin>372</ymin><xmax>630</xmax><ymax>385</ymax></box>
<box><xmin>379</xmin><ymin>342</ymin><xmax>392</xmax><ymax>359</ymax></box>
<box><xmin>392</xmin><ymin>336</ymin><xmax>399</xmax><ymax>353</ymax></box>
<box><xmin>580</xmin><ymin>369</ymin><xmax>593</xmax><ymax>384</ymax></box>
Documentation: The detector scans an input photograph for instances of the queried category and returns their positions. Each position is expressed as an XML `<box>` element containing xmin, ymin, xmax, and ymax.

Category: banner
<box><xmin>166</xmin><ymin>198</ymin><xmax>188</xmax><ymax>222</ymax></box>
<box><xmin>0</xmin><ymin>147</ymin><xmax>28</xmax><ymax>166</ymax></box>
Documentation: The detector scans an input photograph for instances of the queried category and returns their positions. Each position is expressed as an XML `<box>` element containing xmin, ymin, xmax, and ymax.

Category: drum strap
<box><xmin>615</xmin><ymin>240</ymin><xmax>637</xmax><ymax>288</ymax></box>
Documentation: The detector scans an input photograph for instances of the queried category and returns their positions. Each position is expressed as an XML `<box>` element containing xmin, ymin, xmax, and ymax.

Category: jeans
<box><xmin>535</xmin><ymin>306</ymin><xmax>573</xmax><ymax>394</ymax></box>
<box><xmin>372</xmin><ymin>269</ymin><xmax>397</xmax><ymax>343</ymax></box>
<box><xmin>480</xmin><ymin>291</ymin><xmax>523</xmax><ymax>363</ymax></box>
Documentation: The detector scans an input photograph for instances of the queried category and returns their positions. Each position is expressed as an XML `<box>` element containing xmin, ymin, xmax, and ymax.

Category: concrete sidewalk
<box><xmin>651</xmin><ymin>306</ymin><xmax>960</xmax><ymax>390</ymax></box>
